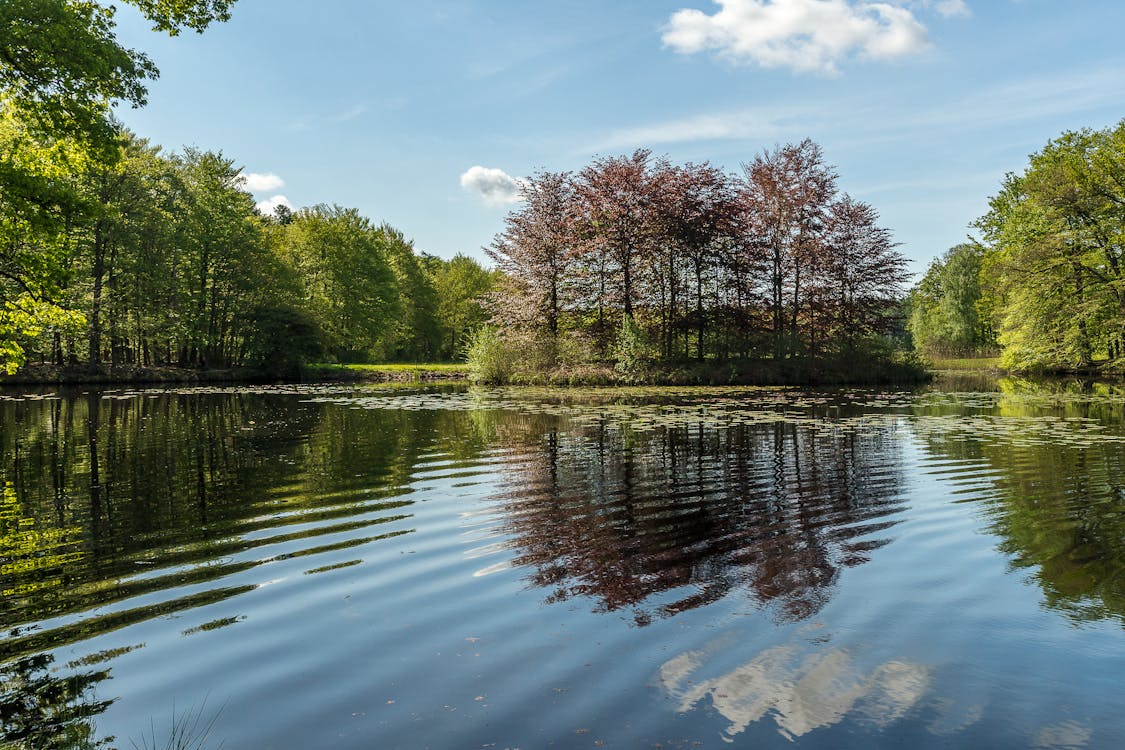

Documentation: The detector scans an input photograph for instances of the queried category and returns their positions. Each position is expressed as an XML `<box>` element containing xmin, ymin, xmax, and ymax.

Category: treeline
<box><xmin>910</xmin><ymin>119</ymin><xmax>1125</xmax><ymax>371</ymax></box>
<box><xmin>486</xmin><ymin>140</ymin><xmax>911</xmax><ymax>380</ymax></box>
<box><xmin>0</xmin><ymin>0</ymin><xmax>496</xmax><ymax>377</ymax></box>
<box><xmin>0</xmin><ymin>123</ymin><xmax>494</xmax><ymax>375</ymax></box>
<box><xmin>908</xmin><ymin>243</ymin><xmax>996</xmax><ymax>357</ymax></box>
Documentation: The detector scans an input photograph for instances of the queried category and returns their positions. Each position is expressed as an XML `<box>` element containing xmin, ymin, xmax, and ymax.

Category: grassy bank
<box><xmin>307</xmin><ymin>363</ymin><xmax>470</xmax><ymax>382</ymax></box>
<box><xmin>927</xmin><ymin>356</ymin><xmax>1003</xmax><ymax>372</ymax></box>
<box><xmin>0</xmin><ymin>362</ymin><xmax>471</xmax><ymax>386</ymax></box>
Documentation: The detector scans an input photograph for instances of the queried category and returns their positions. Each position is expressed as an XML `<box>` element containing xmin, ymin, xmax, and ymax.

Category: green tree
<box><xmin>427</xmin><ymin>253</ymin><xmax>496</xmax><ymax>360</ymax></box>
<box><xmin>0</xmin><ymin>109</ymin><xmax>87</xmax><ymax>372</ymax></box>
<box><xmin>279</xmin><ymin>206</ymin><xmax>399</xmax><ymax>362</ymax></box>
<box><xmin>378</xmin><ymin>226</ymin><xmax>442</xmax><ymax>361</ymax></box>
<box><xmin>907</xmin><ymin>243</ymin><xmax>994</xmax><ymax>357</ymax></box>
<box><xmin>976</xmin><ymin>123</ymin><xmax>1125</xmax><ymax>370</ymax></box>
<box><xmin>0</xmin><ymin>0</ymin><xmax>237</xmax><ymax>371</ymax></box>
<box><xmin>0</xmin><ymin>0</ymin><xmax>236</xmax><ymax>146</ymax></box>
<box><xmin>175</xmin><ymin>148</ymin><xmax>272</xmax><ymax>366</ymax></box>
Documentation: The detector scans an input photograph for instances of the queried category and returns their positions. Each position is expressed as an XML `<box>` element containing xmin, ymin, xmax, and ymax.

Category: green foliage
<box><xmin>976</xmin><ymin>121</ymin><xmax>1125</xmax><ymax>371</ymax></box>
<box><xmin>0</xmin><ymin>0</ymin><xmax>155</xmax><ymax>147</ymax></box>
<box><xmin>277</xmin><ymin>205</ymin><xmax>399</xmax><ymax>363</ymax></box>
<box><xmin>0</xmin><ymin>0</ymin><xmax>245</xmax><ymax>374</ymax></box>
<box><xmin>237</xmin><ymin>301</ymin><xmax>322</xmax><ymax>378</ymax></box>
<box><xmin>128</xmin><ymin>0</ymin><xmax>237</xmax><ymax>34</ymax></box>
<box><xmin>0</xmin><ymin>0</ymin><xmax>237</xmax><ymax>148</ymax></box>
<box><xmin>613</xmin><ymin>314</ymin><xmax>654</xmax><ymax>379</ymax></box>
<box><xmin>427</xmin><ymin>253</ymin><xmax>497</xmax><ymax>360</ymax></box>
<box><xmin>379</xmin><ymin>226</ymin><xmax>442</xmax><ymax>361</ymax></box>
<box><xmin>908</xmin><ymin>243</ymin><xmax>995</xmax><ymax>356</ymax></box>
<box><xmin>465</xmin><ymin>325</ymin><xmax>511</xmax><ymax>384</ymax></box>
<box><xmin>0</xmin><ymin>295</ymin><xmax>84</xmax><ymax>373</ymax></box>
<box><xmin>0</xmin><ymin>112</ymin><xmax>485</xmax><ymax>378</ymax></box>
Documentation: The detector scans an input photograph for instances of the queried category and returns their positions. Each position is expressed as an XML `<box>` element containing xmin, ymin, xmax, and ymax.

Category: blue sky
<box><xmin>113</xmin><ymin>0</ymin><xmax>1125</xmax><ymax>276</ymax></box>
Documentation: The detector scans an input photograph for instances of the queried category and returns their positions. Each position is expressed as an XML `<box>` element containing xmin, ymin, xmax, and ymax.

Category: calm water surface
<box><xmin>2</xmin><ymin>378</ymin><xmax>1125</xmax><ymax>749</ymax></box>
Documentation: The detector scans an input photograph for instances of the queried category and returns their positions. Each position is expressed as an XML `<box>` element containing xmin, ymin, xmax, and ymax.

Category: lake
<box><xmin>2</xmin><ymin>378</ymin><xmax>1125</xmax><ymax>749</ymax></box>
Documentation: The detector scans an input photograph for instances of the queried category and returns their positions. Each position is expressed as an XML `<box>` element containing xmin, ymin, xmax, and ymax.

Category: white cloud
<box><xmin>239</xmin><ymin>172</ymin><xmax>286</xmax><ymax>193</ymax></box>
<box><xmin>459</xmin><ymin>166</ymin><xmax>526</xmax><ymax>205</ymax></box>
<box><xmin>662</xmin><ymin>0</ymin><xmax>932</xmax><ymax>74</ymax></box>
<box><xmin>256</xmin><ymin>195</ymin><xmax>293</xmax><ymax>215</ymax></box>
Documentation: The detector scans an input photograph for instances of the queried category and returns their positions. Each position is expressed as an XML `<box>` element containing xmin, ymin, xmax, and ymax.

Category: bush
<box><xmin>613</xmin><ymin>315</ymin><xmax>654</xmax><ymax>379</ymax></box>
<box><xmin>465</xmin><ymin>326</ymin><xmax>512</xmax><ymax>384</ymax></box>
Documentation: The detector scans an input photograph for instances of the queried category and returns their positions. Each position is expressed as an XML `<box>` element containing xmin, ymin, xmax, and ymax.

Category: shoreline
<box><xmin>5</xmin><ymin>362</ymin><xmax>1123</xmax><ymax>389</ymax></box>
<box><xmin>0</xmin><ymin>363</ymin><xmax>472</xmax><ymax>387</ymax></box>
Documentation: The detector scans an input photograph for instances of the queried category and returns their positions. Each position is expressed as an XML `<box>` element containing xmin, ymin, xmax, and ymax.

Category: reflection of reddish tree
<box><xmin>490</xmin><ymin>420</ymin><xmax>906</xmax><ymax>625</ymax></box>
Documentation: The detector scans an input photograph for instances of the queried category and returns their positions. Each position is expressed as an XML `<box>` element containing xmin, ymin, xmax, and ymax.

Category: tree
<box><xmin>488</xmin><ymin>170</ymin><xmax>576</xmax><ymax>340</ymax></box>
<box><xmin>0</xmin><ymin>0</ymin><xmax>238</xmax><ymax>371</ymax></box>
<box><xmin>0</xmin><ymin>108</ymin><xmax>88</xmax><ymax>372</ymax></box>
<box><xmin>428</xmin><ymin>254</ymin><xmax>496</xmax><ymax>360</ymax></box>
<box><xmin>0</xmin><ymin>0</ymin><xmax>237</xmax><ymax>146</ymax></box>
<box><xmin>653</xmin><ymin>162</ymin><xmax>738</xmax><ymax>360</ymax></box>
<box><xmin>907</xmin><ymin>243</ymin><xmax>993</xmax><ymax>356</ymax></box>
<box><xmin>575</xmin><ymin>150</ymin><xmax>658</xmax><ymax>321</ymax></box>
<box><xmin>740</xmin><ymin>140</ymin><xmax>837</xmax><ymax>359</ymax></box>
<box><xmin>279</xmin><ymin>206</ymin><xmax>399</xmax><ymax>363</ymax></box>
<box><xmin>811</xmin><ymin>196</ymin><xmax>908</xmax><ymax>351</ymax></box>
<box><xmin>976</xmin><ymin>122</ymin><xmax>1125</xmax><ymax>370</ymax></box>
<box><xmin>380</xmin><ymin>226</ymin><xmax>442</xmax><ymax>361</ymax></box>
<box><xmin>483</xmin><ymin>140</ymin><xmax>909</xmax><ymax>378</ymax></box>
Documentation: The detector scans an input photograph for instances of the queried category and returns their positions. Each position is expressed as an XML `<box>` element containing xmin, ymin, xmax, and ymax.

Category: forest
<box><xmin>909</xmin><ymin>119</ymin><xmax>1125</xmax><ymax>373</ymax></box>
<box><xmin>0</xmin><ymin>119</ymin><xmax>496</xmax><ymax>376</ymax></box>
<box><xmin>0</xmin><ymin>0</ymin><xmax>497</xmax><ymax>378</ymax></box>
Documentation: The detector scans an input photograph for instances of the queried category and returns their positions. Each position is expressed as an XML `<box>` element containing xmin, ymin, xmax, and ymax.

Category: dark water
<box><xmin>2</xmin><ymin>379</ymin><xmax>1125</xmax><ymax>749</ymax></box>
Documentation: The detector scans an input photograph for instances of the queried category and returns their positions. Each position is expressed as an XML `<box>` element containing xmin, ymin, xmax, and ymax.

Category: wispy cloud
<box><xmin>921</xmin><ymin>0</ymin><xmax>971</xmax><ymax>19</ymax></box>
<box><xmin>289</xmin><ymin>104</ymin><xmax>369</xmax><ymax>132</ymax></box>
<box><xmin>239</xmin><ymin>172</ymin><xmax>285</xmax><ymax>193</ymax></box>
<box><xmin>662</xmin><ymin>0</ymin><xmax>933</xmax><ymax>74</ymax></box>
<box><xmin>460</xmin><ymin>166</ymin><xmax>526</xmax><ymax>205</ymax></box>
<box><xmin>592</xmin><ymin>109</ymin><xmax>800</xmax><ymax>152</ymax></box>
<box><xmin>589</xmin><ymin>64</ymin><xmax>1125</xmax><ymax>153</ymax></box>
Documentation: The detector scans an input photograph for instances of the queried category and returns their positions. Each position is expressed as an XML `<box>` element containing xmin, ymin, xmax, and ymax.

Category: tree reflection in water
<box><xmin>489</xmin><ymin>418</ymin><xmax>909</xmax><ymax>625</ymax></box>
<box><xmin>0</xmin><ymin>652</ymin><xmax>115</xmax><ymax>749</ymax></box>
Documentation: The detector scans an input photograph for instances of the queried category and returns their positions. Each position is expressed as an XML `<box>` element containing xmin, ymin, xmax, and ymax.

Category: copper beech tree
<box><xmin>487</xmin><ymin>140</ymin><xmax>908</xmax><ymax>366</ymax></box>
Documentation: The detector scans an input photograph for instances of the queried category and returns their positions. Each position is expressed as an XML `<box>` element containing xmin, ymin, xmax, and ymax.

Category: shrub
<box><xmin>613</xmin><ymin>315</ymin><xmax>654</xmax><ymax>379</ymax></box>
<box><xmin>465</xmin><ymin>326</ymin><xmax>511</xmax><ymax>384</ymax></box>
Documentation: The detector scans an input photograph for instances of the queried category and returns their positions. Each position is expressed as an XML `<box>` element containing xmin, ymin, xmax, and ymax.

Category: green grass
<box><xmin>927</xmin><ymin>356</ymin><xmax>1003</xmax><ymax>371</ymax></box>
<box><xmin>308</xmin><ymin>362</ymin><xmax>470</xmax><ymax>380</ymax></box>
<box><xmin>326</xmin><ymin>363</ymin><xmax>469</xmax><ymax>373</ymax></box>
